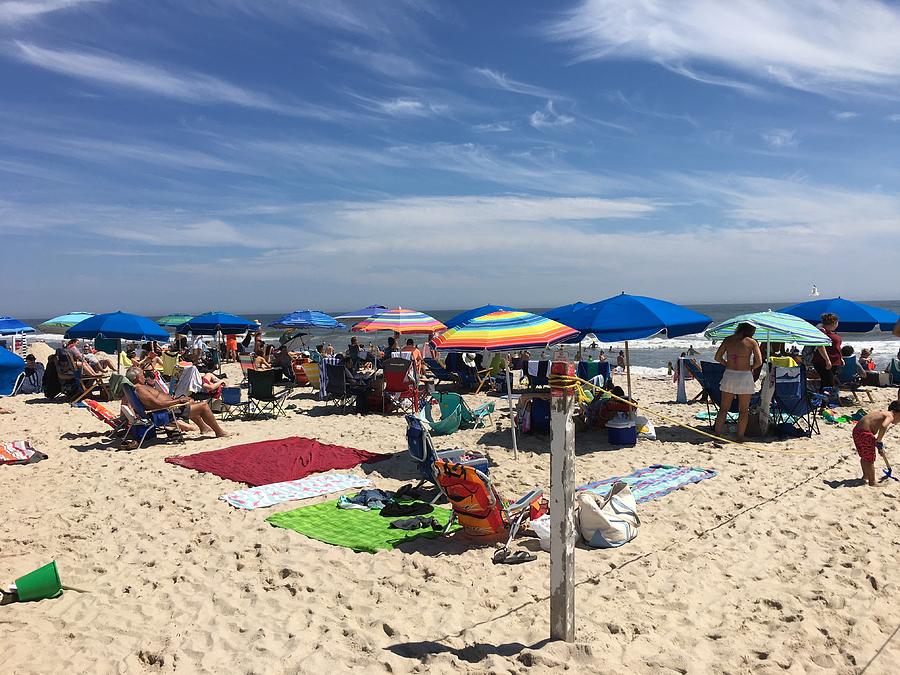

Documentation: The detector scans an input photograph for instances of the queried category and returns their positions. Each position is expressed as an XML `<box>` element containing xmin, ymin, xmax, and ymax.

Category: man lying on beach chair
<box><xmin>432</xmin><ymin>459</ymin><xmax>544</xmax><ymax>550</ymax></box>
<box><xmin>123</xmin><ymin>366</ymin><xmax>226</xmax><ymax>444</ymax></box>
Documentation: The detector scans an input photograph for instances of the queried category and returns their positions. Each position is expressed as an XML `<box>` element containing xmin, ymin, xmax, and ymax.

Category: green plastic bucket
<box><xmin>15</xmin><ymin>561</ymin><xmax>63</xmax><ymax>602</ymax></box>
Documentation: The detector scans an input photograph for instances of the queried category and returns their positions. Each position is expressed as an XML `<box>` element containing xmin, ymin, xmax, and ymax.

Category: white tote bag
<box><xmin>577</xmin><ymin>481</ymin><xmax>640</xmax><ymax>548</ymax></box>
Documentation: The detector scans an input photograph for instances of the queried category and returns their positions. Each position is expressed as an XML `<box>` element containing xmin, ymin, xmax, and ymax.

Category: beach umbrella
<box><xmin>269</xmin><ymin>310</ymin><xmax>346</xmax><ymax>330</ymax></box>
<box><xmin>65</xmin><ymin>311</ymin><xmax>169</xmax><ymax>372</ymax></box>
<box><xmin>0</xmin><ymin>317</ymin><xmax>35</xmax><ymax>336</ymax></box>
<box><xmin>156</xmin><ymin>314</ymin><xmax>194</xmax><ymax>327</ymax></box>
<box><xmin>552</xmin><ymin>293</ymin><xmax>713</xmax><ymax>398</ymax></box>
<box><xmin>444</xmin><ymin>304</ymin><xmax>518</xmax><ymax>330</ymax></box>
<box><xmin>0</xmin><ymin>345</ymin><xmax>25</xmax><ymax>395</ymax></box>
<box><xmin>542</xmin><ymin>301</ymin><xmax>587</xmax><ymax>322</ymax></box>
<box><xmin>334</xmin><ymin>304</ymin><xmax>388</xmax><ymax>321</ymax></box>
<box><xmin>42</xmin><ymin>311</ymin><xmax>94</xmax><ymax>328</ymax></box>
<box><xmin>704</xmin><ymin>311</ymin><xmax>831</xmax><ymax>346</ymax></box>
<box><xmin>431</xmin><ymin>309</ymin><xmax>579</xmax><ymax>459</ymax></box>
<box><xmin>175</xmin><ymin>312</ymin><xmax>257</xmax><ymax>336</ymax></box>
<box><xmin>776</xmin><ymin>297</ymin><xmax>899</xmax><ymax>333</ymax></box>
<box><xmin>351</xmin><ymin>308</ymin><xmax>446</xmax><ymax>334</ymax></box>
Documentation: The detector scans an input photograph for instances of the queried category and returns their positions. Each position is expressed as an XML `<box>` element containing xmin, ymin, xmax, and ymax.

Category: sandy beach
<box><xmin>1</xmin><ymin>364</ymin><xmax>898</xmax><ymax>674</ymax></box>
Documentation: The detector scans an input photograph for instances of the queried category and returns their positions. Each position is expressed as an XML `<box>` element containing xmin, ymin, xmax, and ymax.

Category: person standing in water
<box><xmin>713</xmin><ymin>322</ymin><xmax>763</xmax><ymax>443</ymax></box>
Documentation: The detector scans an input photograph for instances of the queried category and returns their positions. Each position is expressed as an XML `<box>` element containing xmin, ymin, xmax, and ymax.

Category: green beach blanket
<box><xmin>267</xmin><ymin>499</ymin><xmax>458</xmax><ymax>553</ymax></box>
<box><xmin>695</xmin><ymin>411</ymin><xmax>737</xmax><ymax>422</ymax></box>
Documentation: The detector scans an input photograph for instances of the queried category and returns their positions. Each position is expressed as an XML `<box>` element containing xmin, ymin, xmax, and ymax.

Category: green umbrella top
<box><xmin>156</xmin><ymin>314</ymin><xmax>194</xmax><ymax>327</ymax></box>
<box><xmin>704</xmin><ymin>311</ymin><xmax>831</xmax><ymax>346</ymax></box>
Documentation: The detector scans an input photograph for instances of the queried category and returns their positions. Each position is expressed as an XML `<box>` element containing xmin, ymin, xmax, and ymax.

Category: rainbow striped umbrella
<box><xmin>431</xmin><ymin>310</ymin><xmax>578</xmax><ymax>352</ymax></box>
<box><xmin>351</xmin><ymin>308</ymin><xmax>446</xmax><ymax>334</ymax></box>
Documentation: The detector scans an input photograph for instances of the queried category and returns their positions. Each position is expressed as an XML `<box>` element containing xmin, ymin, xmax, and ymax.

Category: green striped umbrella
<box><xmin>156</xmin><ymin>314</ymin><xmax>194</xmax><ymax>327</ymax></box>
<box><xmin>704</xmin><ymin>311</ymin><xmax>831</xmax><ymax>346</ymax></box>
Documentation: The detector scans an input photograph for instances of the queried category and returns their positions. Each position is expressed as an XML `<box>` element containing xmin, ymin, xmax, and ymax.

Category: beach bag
<box><xmin>577</xmin><ymin>482</ymin><xmax>640</xmax><ymax>548</ymax></box>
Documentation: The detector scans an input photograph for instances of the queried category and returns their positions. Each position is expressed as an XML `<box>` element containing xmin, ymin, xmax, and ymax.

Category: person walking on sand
<box><xmin>713</xmin><ymin>322</ymin><xmax>762</xmax><ymax>443</ymax></box>
<box><xmin>852</xmin><ymin>402</ymin><xmax>900</xmax><ymax>486</ymax></box>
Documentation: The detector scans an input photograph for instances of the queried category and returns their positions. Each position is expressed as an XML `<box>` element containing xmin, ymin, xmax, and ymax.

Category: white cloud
<box><xmin>472</xmin><ymin>67</ymin><xmax>562</xmax><ymax>99</ymax></box>
<box><xmin>473</xmin><ymin>122</ymin><xmax>513</xmax><ymax>132</ymax></box>
<box><xmin>9</xmin><ymin>42</ymin><xmax>348</xmax><ymax>120</ymax></box>
<box><xmin>831</xmin><ymin>110</ymin><xmax>859</xmax><ymax>120</ymax></box>
<box><xmin>529</xmin><ymin>100</ymin><xmax>574</xmax><ymax>129</ymax></box>
<box><xmin>761</xmin><ymin>128</ymin><xmax>798</xmax><ymax>150</ymax></box>
<box><xmin>887</xmin><ymin>113</ymin><xmax>900</xmax><ymax>121</ymax></box>
<box><xmin>0</xmin><ymin>0</ymin><xmax>101</xmax><ymax>25</ymax></box>
<box><xmin>330</xmin><ymin>44</ymin><xmax>428</xmax><ymax>79</ymax></box>
<box><xmin>546</xmin><ymin>0</ymin><xmax>900</xmax><ymax>97</ymax></box>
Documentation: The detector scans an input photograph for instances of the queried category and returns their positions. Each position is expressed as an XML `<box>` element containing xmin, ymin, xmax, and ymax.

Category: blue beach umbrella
<box><xmin>542</xmin><ymin>301</ymin><xmax>587</xmax><ymax>322</ymax></box>
<box><xmin>444</xmin><ymin>304</ymin><xmax>518</xmax><ymax>329</ymax></box>
<box><xmin>65</xmin><ymin>312</ymin><xmax>169</xmax><ymax>341</ymax></box>
<box><xmin>0</xmin><ymin>317</ymin><xmax>35</xmax><ymax>336</ymax></box>
<box><xmin>0</xmin><ymin>345</ymin><xmax>25</xmax><ymax>395</ymax></box>
<box><xmin>269</xmin><ymin>310</ymin><xmax>346</xmax><ymax>330</ymax></box>
<box><xmin>776</xmin><ymin>297</ymin><xmax>899</xmax><ymax>333</ymax></box>
<box><xmin>42</xmin><ymin>312</ymin><xmax>94</xmax><ymax>328</ymax></box>
<box><xmin>176</xmin><ymin>312</ymin><xmax>257</xmax><ymax>336</ymax></box>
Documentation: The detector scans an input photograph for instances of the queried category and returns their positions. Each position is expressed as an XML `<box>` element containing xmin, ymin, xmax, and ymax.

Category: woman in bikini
<box><xmin>714</xmin><ymin>322</ymin><xmax>763</xmax><ymax>443</ymax></box>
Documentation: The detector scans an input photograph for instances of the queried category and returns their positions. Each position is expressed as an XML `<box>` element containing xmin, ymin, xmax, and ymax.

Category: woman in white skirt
<box><xmin>714</xmin><ymin>322</ymin><xmax>763</xmax><ymax>443</ymax></box>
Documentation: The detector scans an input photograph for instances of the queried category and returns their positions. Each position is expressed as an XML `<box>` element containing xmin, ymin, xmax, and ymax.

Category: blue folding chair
<box><xmin>424</xmin><ymin>357</ymin><xmax>457</xmax><ymax>385</ymax></box>
<box><xmin>121</xmin><ymin>383</ymin><xmax>185</xmax><ymax>449</ymax></box>
<box><xmin>770</xmin><ymin>365</ymin><xmax>824</xmax><ymax>437</ymax></box>
<box><xmin>694</xmin><ymin>361</ymin><xmax>761</xmax><ymax>426</ymax></box>
<box><xmin>405</xmin><ymin>415</ymin><xmax>488</xmax><ymax>500</ymax></box>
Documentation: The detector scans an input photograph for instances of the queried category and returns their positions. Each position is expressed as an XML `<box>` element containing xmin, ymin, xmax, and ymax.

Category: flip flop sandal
<box><xmin>493</xmin><ymin>548</ymin><xmax>536</xmax><ymax>565</ymax></box>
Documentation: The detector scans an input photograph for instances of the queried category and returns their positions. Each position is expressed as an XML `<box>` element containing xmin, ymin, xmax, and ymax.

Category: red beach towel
<box><xmin>165</xmin><ymin>436</ymin><xmax>390</xmax><ymax>486</ymax></box>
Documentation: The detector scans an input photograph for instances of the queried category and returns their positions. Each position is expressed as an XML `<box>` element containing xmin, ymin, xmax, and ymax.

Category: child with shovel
<box><xmin>852</xmin><ymin>401</ymin><xmax>900</xmax><ymax>485</ymax></box>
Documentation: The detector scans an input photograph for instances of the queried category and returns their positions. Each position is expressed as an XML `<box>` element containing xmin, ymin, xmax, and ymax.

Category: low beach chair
<box><xmin>433</xmin><ymin>391</ymin><xmax>494</xmax><ymax>429</ymax></box>
<box><xmin>161</xmin><ymin>351</ymin><xmax>180</xmax><ymax>378</ymax></box>
<box><xmin>323</xmin><ymin>362</ymin><xmax>354</xmax><ymax>411</ymax></box>
<box><xmin>691</xmin><ymin>361</ymin><xmax>738</xmax><ymax>424</ymax></box>
<box><xmin>445</xmin><ymin>353</ymin><xmax>479</xmax><ymax>390</ymax></box>
<box><xmin>247</xmin><ymin>368</ymin><xmax>290</xmax><ymax>419</ymax></box>
<box><xmin>121</xmin><ymin>383</ymin><xmax>185</xmax><ymax>449</ymax></box>
<box><xmin>473</xmin><ymin>354</ymin><xmax>505</xmax><ymax>394</ymax></box>
<box><xmin>432</xmin><ymin>459</ymin><xmax>543</xmax><ymax>546</ymax></box>
<box><xmin>300</xmin><ymin>362</ymin><xmax>320</xmax><ymax>389</ymax></box>
<box><xmin>83</xmin><ymin>399</ymin><xmax>128</xmax><ymax>441</ymax></box>
<box><xmin>422</xmin><ymin>393</ymin><xmax>463</xmax><ymax>435</ymax></box>
<box><xmin>238</xmin><ymin>354</ymin><xmax>255</xmax><ymax>383</ymax></box>
<box><xmin>55</xmin><ymin>349</ymin><xmax>105</xmax><ymax>404</ymax></box>
<box><xmin>424</xmin><ymin>357</ymin><xmax>456</xmax><ymax>385</ymax></box>
<box><xmin>770</xmin><ymin>365</ymin><xmax>825</xmax><ymax>437</ymax></box>
<box><xmin>835</xmin><ymin>356</ymin><xmax>875</xmax><ymax>404</ymax></box>
<box><xmin>405</xmin><ymin>415</ymin><xmax>489</xmax><ymax>497</ymax></box>
<box><xmin>220</xmin><ymin>386</ymin><xmax>250</xmax><ymax>420</ymax></box>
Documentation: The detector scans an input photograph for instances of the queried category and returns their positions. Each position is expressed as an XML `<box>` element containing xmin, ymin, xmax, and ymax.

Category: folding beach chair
<box><xmin>422</xmin><ymin>392</ymin><xmax>463</xmax><ymax>435</ymax></box>
<box><xmin>83</xmin><ymin>398</ymin><xmax>128</xmax><ymax>441</ymax></box>
<box><xmin>300</xmin><ymin>362</ymin><xmax>320</xmax><ymax>389</ymax></box>
<box><xmin>445</xmin><ymin>352</ymin><xmax>479</xmax><ymax>390</ymax></box>
<box><xmin>246</xmin><ymin>368</ymin><xmax>290</xmax><ymax>419</ymax></box>
<box><xmin>692</xmin><ymin>361</ymin><xmax>738</xmax><ymax>424</ymax></box>
<box><xmin>424</xmin><ymin>357</ymin><xmax>458</xmax><ymax>386</ymax></box>
<box><xmin>55</xmin><ymin>348</ymin><xmax>105</xmax><ymax>404</ymax></box>
<box><xmin>432</xmin><ymin>459</ymin><xmax>543</xmax><ymax>546</ymax></box>
<box><xmin>220</xmin><ymin>386</ymin><xmax>251</xmax><ymax>420</ymax></box>
<box><xmin>121</xmin><ymin>383</ymin><xmax>185</xmax><ymax>449</ymax></box>
<box><xmin>770</xmin><ymin>365</ymin><xmax>825</xmax><ymax>437</ymax></box>
<box><xmin>161</xmin><ymin>351</ymin><xmax>180</xmax><ymax>378</ymax></box>
<box><xmin>382</xmin><ymin>357</ymin><xmax>419</xmax><ymax>414</ymax></box>
<box><xmin>405</xmin><ymin>415</ymin><xmax>489</xmax><ymax>498</ymax></box>
<box><xmin>835</xmin><ymin>356</ymin><xmax>875</xmax><ymax>404</ymax></box>
<box><xmin>473</xmin><ymin>354</ymin><xmax>505</xmax><ymax>394</ymax></box>
<box><xmin>323</xmin><ymin>362</ymin><xmax>354</xmax><ymax>411</ymax></box>
<box><xmin>432</xmin><ymin>391</ymin><xmax>494</xmax><ymax>429</ymax></box>
<box><xmin>237</xmin><ymin>354</ymin><xmax>255</xmax><ymax>383</ymax></box>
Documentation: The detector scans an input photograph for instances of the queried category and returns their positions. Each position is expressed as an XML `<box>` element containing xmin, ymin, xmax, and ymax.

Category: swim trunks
<box><xmin>852</xmin><ymin>424</ymin><xmax>877</xmax><ymax>463</ymax></box>
<box><xmin>720</xmin><ymin>369</ymin><xmax>756</xmax><ymax>395</ymax></box>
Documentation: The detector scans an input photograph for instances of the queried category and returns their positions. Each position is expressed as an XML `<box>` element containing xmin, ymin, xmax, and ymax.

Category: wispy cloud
<box><xmin>887</xmin><ymin>113</ymin><xmax>900</xmax><ymax>122</ymax></box>
<box><xmin>0</xmin><ymin>0</ymin><xmax>102</xmax><ymax>25</ymax></box>
<box><xmin>9</xmin><ymin>42</ymin><xmax>350</xmax><ymax>120</ymax></box>
<box><xmin>473</xmin><ymin>122</ymin><xmax>513</xmax><ymax>133</ymax></box>
<box><xmin>608</xmin><ymin>91</ymin><xmax>698</xmax><ymax>128</ymax></box>
<box><xmin>761</xmin><ymin>128</ymin><xmax>798</xmax><ymax>150</ymax></box>
<box><xmin>330</xmin><ymin>44</ymin><xmax>429</xmax><ymax>79</ymax></box>
<box><xmin>472</xmin><ymin>67</ymin><xmax>562</xmax><ymax>99</ymax></box>
<box><xmin>529</xmin><ymin>100</ymin><xmax>574</xmax><ymax>129</ymax></box>
<box><xmin>546</xmin><ymin>0</ymin><xmax>900</xmax><ymax>97</ymax></box>
<box><xmin>831</xmin><ymin>110</ymin><xmax>859</xmax><ymax>120</ymax></box>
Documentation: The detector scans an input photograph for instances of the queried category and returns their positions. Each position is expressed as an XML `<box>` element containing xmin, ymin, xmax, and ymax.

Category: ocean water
<box><xmin>19</xmin><ymin>301</ymin><xmax>900</xmax><ymax>375</ymax></box>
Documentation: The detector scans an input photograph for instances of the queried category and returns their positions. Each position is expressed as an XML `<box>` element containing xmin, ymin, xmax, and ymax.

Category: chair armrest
<box><xmin>507</xmin><ymin>488</ymin><xmax>544</xmax><ymax>513</ymax></box>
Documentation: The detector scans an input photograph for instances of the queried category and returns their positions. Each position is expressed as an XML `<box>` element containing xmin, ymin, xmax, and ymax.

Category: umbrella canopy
<box><xmin>42</xmin><ymin>311</ymin><xmax>94</xmax><ymax>328</ymax></box>
<box><xmin>0</xmin><ymin>345</ymin><xmax>25</xmax><ymax>395</ymax></box>
<box><xmin>65</xmin><ymin>312</ymin><xmax>169</xmax><ymax>342</ymax></box>
<box><xmin>334</xmin><ymin>304</ymin><xmax>388</xmax><ymax>321</ymax></box>
<box><xmin>444</xmin><ymin>304</ymin><xmax>518</xmax><ymax>330</ymax></box>
<box><xmin>704</xmin><ymin>311</ymin><xmax>831</xmax><ymax>346</ymax></box>
<box><xmin>156</xmin><ymin>314</ymin><xmax>194</xmax><ymax>327</ymax></box>
<box><xmin>0</xmin><ymin>317</ymin><xmax>35</xmax><ymax>336</ymax></box>
<box><xmin>176</xmin><ymin>312</ymin><xmax>257</xmax><ymax>336</ymax></box>
<box><xmin>553</xmin><ymin>293</ymin><xmax>712</xmax><ymax>342</ymax></box>
<box><xmin>542</xmin><ymin>301</ymin><xmax>587</xmax><ymax>322</ymax></box>
<box><xmin>351</xmin><ymin>308</ymin><xmax>446</xmax><ymax>334</ymax></box>
<box><xmin>431</xmin><ymin>310</ymin><xmax>578</xmax><ymax>352</ymax></box>
<box><xmin>269</xmin><ymin>310</ymin><xmax>346</xmax><ymax>330</ymax></box>
<box><xmin>776</xmin><ymin>297</ymin><xmax>899</xmax><ymax>333</ymax></box>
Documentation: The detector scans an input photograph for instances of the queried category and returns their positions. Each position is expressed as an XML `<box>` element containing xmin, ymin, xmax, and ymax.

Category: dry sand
<box><xmin>1</xmin><ymin>364</ymin><xmax>899</xmax><ymax>674</ymax></box>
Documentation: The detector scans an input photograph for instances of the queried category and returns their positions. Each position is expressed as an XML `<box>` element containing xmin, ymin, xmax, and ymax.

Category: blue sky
<box><xmin>2</xmin><ymin>0</ymin><xmax>900</xmax><ymax>316</ymax></box>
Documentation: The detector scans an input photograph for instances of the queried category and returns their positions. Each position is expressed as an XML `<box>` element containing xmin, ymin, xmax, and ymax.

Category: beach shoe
<box><xmin>388</xmin><ymin>516</ymin><xmax>441</xmax><ymax>531</ymax></box>
<box><xmin>492</xmin><ymin>548</ymin><xmax>537</xmax><ymax>565</ymax></box>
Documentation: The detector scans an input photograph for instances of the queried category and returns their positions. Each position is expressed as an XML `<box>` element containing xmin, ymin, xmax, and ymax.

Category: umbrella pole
<box><xmin>506</xmin><ymin>365</ymin><xmax>518</xmax><ymax>460</ymax></box>
<box><xmin>624</xmin><ymin>340</ymin><xmax>633</xmax><ymax>402</ymax></box>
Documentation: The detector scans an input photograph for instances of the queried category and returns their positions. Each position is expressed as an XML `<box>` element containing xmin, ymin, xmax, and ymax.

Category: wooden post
<box><xmin>549</xmin><ymin>360</ymin><xmax>576</xmax><ymax>642</ymax></box>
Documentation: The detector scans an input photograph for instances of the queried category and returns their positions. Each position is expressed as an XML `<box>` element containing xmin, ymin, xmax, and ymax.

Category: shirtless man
<box><xmin>852</xmin><ymin>401</ymin><xmax>900</xmax><ymax>485</ymax></box>
<box><xmin>124</xmin><ymin>367</ymin><xmax>227</xmax><ymax>437</ymax></box>
<box><xmin>713</xmin><ymin>322</ymin><xmax>763</xmax><ymax>443</ymax></box>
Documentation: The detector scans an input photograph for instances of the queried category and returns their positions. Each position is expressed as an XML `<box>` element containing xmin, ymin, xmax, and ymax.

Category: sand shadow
<box><xmin>824</xmin><ymin>478</ymin><xmax>867</xmax><ymax>488</ymax></box>
<box><xmin>386</xmin><ymin>638</ymin><xmax>552</xmax><ymax>663</ymax></box>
